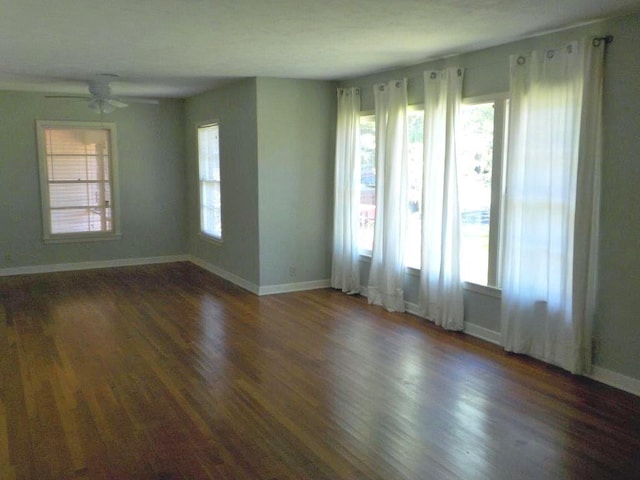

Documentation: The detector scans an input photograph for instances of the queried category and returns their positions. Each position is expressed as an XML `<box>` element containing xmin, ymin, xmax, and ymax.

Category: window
<box><xmin>357</xmin><ymin>97</ymin><xmax>507</xmax><ymax>286</ymax></box>
<box><xmin>358</xmin><ymin>115</ymin><xmax>376</xmax><ymax>253</ymax></box>
<box><xmin>457</xmin><ymin>97</ymin><xmax>508</xmax><ymax>286</ymax></box>
<box><xmin>36</xmin><ymin>121</ymin><xmax>120</xmax><ymax>242</ymax></box>
<box><xmin>405</xmin><ymin>108</ymin><xmax>425</xmax><ymax>269</ymax></box>
<box><xmin>358</xmin><ymin>110</ymin><xmax>424</xmax><ymax>266</ymax></box>
<box><xmin>198</xmin><ymin>122</ymin><xmax>223</xmax><ymax>240</ymax></box>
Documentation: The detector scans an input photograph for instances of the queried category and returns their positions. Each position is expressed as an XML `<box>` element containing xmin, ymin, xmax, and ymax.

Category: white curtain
<box><xmin>367</xmin><ymin>80</ymin><xmax>409</xmax><ymax>312</ymax></box>
<box><xmin>331</xmin><ymin>87</ymin><xmax>361</xmax><ymax>293</ymax></box>
<box><xmin>418</xmin><ymin>68</ymin><xmax>465</xmax><ymax>330</ymax></box>
<box><xmin>501</xmin><ymin>38</ymin><xmax>605</xmax><ymax>374</ymax></box>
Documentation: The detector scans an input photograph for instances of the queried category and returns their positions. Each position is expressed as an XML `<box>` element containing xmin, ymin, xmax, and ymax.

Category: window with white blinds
<box><xmin>36</xmin><ymin>121</ymin><xmax>121</xmax><ymax>242</ymax></box>
<box><xmin>198</xmin><ymin>122</ymin><xmax>223</xmax><ymax>240</ymax></box>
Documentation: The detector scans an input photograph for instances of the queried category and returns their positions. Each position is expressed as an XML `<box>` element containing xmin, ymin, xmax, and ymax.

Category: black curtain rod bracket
<box><xmin>593</xmin><ymin>35</ymin><xmax>613</xmax><ymax>47</ymax></box>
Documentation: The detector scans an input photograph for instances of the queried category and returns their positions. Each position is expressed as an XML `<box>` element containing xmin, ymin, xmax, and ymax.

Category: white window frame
<box><xmin>358</xmin><ymin>112</ymin><xmax>376</xmax><ymax>257</ymax></box>
<box><xmin>460</xmin><ymin>93</ymin><xmax>509</xmax><ymax>291</ymax></box>
<box><xmin>405</xmin><ymin>104</ymin><xmax>426</xmax><ymax>270</ymax></box>
<box><xmin>197</xmin><ymin>121</ymin><xmax>223</xmax><ymax>242</ymax></box>
<box><xmin>36</xmin><ymin>120</ymin><xmax>121</xmax><ymax>243</ymax></box>
<box><xmin>356</xmin><ymin>94</ymin><xmax>508</xmax><ymax>295</ymax></box>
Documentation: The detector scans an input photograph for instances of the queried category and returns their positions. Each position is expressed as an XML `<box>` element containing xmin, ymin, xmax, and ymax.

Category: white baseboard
<box><xmin>0</xmin><ymin>254</ymin><xmax>190</xmax><ymax>277</ymax></box>
<box><xmin>368</xmin><ymin>287</ymin><xmax>639</xmax><ymax>397</ymax></box>
<box><xmin>190</xmin><ymin>256</ymin><xmax>330</xmax><ymax>296</ymax></box>
<box><xmin>405</xmin><ymin>300</ymin><xmax>420</xmax><ymax>316</ymax></box>
<box><xmin>462</xmin><ymin>323</ymin><xmax>640</xmax><ymax>396</ymax></box>
<box><xmin>587</xmin><ymin>366</ymin><xmax>640</xmax><ymax>397</ymax></box>
<box><xmin>406</xmin><ymin>299</ymin><xmax>502</xmax><ymax>345</ymax></box>
<box><xmin>188</xmin><ymin>256</ymin><xmax>260</xmax><ymax>295</ymax></box>
<box><xmin>4</xmin><ymin>259</ymin><xmax>637</xmax><ymax>397</ymax></box>
<box><xmin>463</xmin><ymin>322</ymin><xmax>502</xmax><ymax>345</ymax></box>
<box><xmin>258</xmin><ymin>279</ymin><xmax>331</xmax><ymax>296</ymax></box>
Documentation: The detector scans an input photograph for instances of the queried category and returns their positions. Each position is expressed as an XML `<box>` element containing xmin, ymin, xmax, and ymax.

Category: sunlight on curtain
<box><xmin>367</xmin><ymin>80</ymin><xmax>409</xmax><ymax>312</ymax></box>
<box><xmin>331</xmin><ymin>87</ymin><xmax>361</xmax><ymax>293</ymax></box>
<box><xmin>418</xmin><ymin>68</ymin><xmax>465</xmax><ymax>330</ymax></box>
<box><xmin>501</xmin><ymin>38</ymin><xmax>605</xmax><ymax>374</ymax></box>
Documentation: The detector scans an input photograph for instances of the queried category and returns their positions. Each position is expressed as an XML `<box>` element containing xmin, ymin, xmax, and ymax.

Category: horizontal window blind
<box><xmin>43</xmin><ymin>127</ymin><xmax>113</xmax><ymax>234</ymax></box>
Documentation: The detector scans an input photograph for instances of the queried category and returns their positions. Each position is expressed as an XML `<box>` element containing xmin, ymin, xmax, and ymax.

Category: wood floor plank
<box><xmin>1</xmin><ymin>262</ymin><xmax>640</xmax><ymax>479</ymax></box>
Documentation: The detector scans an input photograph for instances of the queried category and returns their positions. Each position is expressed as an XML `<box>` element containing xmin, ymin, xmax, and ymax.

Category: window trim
<box><xmin>357</xmin><ymin>94</ymin><xmax>508</xmax><ymax>296</ymax></box>
<box><xmin>36</xmin><ymin>120</ymin><xmax>122</xmax><ymax>244</ymax></box>
<box><xmin>197</xmin><ymin>120</ymin><xmax>223</xmax><ymax>243</ymax></box>
<box><xmin>357</xmin><ymin>113</ymin><xmax>376</xmax><ymax>257</ymax></box>
<box><xmin>461</xmin><ymin>93</ymin><xmax>509</xmax><ymax>289</ymax></box>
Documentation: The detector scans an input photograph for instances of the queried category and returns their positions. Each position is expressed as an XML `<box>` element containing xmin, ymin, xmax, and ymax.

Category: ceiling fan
<box><xmin>46</xmin><ymin>74</ymin><xmax>159</xmax><ymax>114</ymax></box>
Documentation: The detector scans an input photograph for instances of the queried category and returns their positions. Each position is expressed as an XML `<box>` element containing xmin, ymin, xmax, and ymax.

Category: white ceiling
<box><xmin>1</xmin><ymin>0</ymin><xmax>639</xmax><ymax>98</ymax></box>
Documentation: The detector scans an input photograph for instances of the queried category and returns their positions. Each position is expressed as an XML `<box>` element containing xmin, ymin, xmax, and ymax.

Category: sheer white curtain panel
<box><xmin>331</xmin><ymin>87</ymin><xmax>362</xmax><ymax>293</ymax></box>
<box><xmin>501</xmin><ymin>38</ymin><xmax>605</xmax><ymax>374</ymax></box>
<box><xmin>418</xmin><ymin>68</ymin><xmax>465</xmax><ymax>330</ymax></box>
<box><xmin>367</xmin><ymin>80</ymin><xmax>409</xmax><ymax>312</ymax></box>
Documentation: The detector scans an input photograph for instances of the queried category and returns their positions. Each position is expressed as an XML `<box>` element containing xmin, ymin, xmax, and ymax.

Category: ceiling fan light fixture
<box><xmin>88</xmin><ymin>97</ymin><xmax>115</xmax><ymax>114</ymax></box>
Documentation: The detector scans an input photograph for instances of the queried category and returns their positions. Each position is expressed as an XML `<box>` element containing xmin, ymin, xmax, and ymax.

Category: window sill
<box><xmin>199</xmin><ymin>232</ymin><xmax>223</xmax><ymax>246</ymax></box>
<box><xmin>358</xmin><ymin>252</ymin><xmax>502</xmax><ymax>298</ymax></box>
<box><xmin>462</xmin><ymin>281</ymin><xmax>501</xmax><ymax>298</ymax></box>
<box><xmin>359</xmin><ymin>252</ymin><xmax>372</xmax><ymax>262</ymax></box>
<box><xmin>43</xmin><ymin>232</ymin><xmax>122</xmax><ymax>244</ymax></box>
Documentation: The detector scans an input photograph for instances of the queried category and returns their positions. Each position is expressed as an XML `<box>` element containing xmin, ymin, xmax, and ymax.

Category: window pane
<box><xmin>49</xmin><ymin>182</ymin><xmax>111</xmax><ymax>208</ymax></box>
<box><xmin>458</xmin><ymin>103</ymin><xmax>494</xmax><ymax>285</ymax></box>
<box><xmin>201</xmin><ymin>181</ymin><xmax>222</xmax><ymax>237</ymax></box>
<box><xmin>45</xmin><ymin>129</ymin><xmax>109</xmax><ymax>155</ymax></box>
<box><xmin>405</xmin><ymin>109</ymin><xmax>424</xmax><ymax>269</ymax></box>
<box><xmin>41</xmin><ymin>125</ymin><xmax>114</xmax><ymax>237</ymax></box>
<box><xmin>50</xmin><ymin>207</ymin><xmax>111</xmax><ymax>234</ymax></box>
<box><xmin>358</xmin><ymin>111</ymin><xmax>424</xmax><ymax>266</ymax></box>
<box><xmin>198</xmin><ymin>123</ymin><xmax>223</xmax><ymax>240</ymax></box>
<box><xmin>358</xmin><ymin>115</ymin><xmax>376</xmax><ymax>253</ymax></box>
<box><xmin>47</xmin><ymin>154</ymin><xmax>109</xmax><ymax>181</ymax></box>
<box><xmin>198</xmin><ymin>125</ymin><xmax>220</xmax><ymax>181</ymax></box>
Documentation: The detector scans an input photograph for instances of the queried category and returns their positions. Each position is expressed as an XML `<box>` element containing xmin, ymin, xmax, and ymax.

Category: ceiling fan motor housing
<box><xmin>89</xmin><ymin>79</ymin><xmax>114</xmax><ymax>99</ymax></box>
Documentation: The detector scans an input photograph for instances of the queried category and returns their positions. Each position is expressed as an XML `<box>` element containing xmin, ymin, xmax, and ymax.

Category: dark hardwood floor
<box><xmin>1</xmin><ymin>262</ymin><xmax>639</xmax><ymax>479</ymax></box>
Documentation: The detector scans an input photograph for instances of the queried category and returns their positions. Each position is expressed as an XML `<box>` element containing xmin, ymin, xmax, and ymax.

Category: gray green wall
<box><xmin>0</xmin><ymin>92</ymin><xmax>186</xmax><ymax>267</ymax></box>
<box><xmin>184</xmin><ymin>77</ymin><xmax>336</xmax><ymax>289</ymax></box>
<box><xmin>340</xmin><ymin>13</ymin><xmax>640</xmax><ymax>381</ymax></box>
<box><xmin>184</xmin><ymin>78</ymin><xmax>261</xmax><ymax>286</ymax></box>
<box><xmin>256</xmin><ymin>78</ymin><xmax>336</xmax><ymax>286</ymax></box>
<box><xmin>1</xmin><ymin>13</ymin><xmax>637</xmax><ymax>385</ymax></box>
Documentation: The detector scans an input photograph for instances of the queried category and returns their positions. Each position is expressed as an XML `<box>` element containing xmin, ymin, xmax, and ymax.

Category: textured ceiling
<box><xmin>1</xmin><ymin>0</ymin><xmax>639</xmax><ymax>98</ymax></box>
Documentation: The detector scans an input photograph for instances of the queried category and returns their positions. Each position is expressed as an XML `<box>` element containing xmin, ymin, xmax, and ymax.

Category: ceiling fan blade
<box><xmin>120</xmin><ymin>97</ymin><xmax>159</xmax><ymax>105</ymax></box>
<box><xmin>45</xmin><ymin>74</ymin><xmax>159</xmax><ymax>113</ymax></box>
<box><xmin>109</xmin><ymin>99</ymin><xmax>128</xmax><ymax>108</ymax></box>
<box><xmin>45</xmin><ymin>94</ymin><xmax>90</xmax><ymax>99</ymax></box>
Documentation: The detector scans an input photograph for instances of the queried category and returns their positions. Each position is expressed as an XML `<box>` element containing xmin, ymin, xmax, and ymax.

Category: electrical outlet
<box><xmin>289</xmin><ymin>266</ymin><xmax>296</xmax><ymax>277</ymax></box>
<box><xmin>4</xmin><ymin>253</ymin><xmax>12</xmax><ymax>264</ymax></box>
